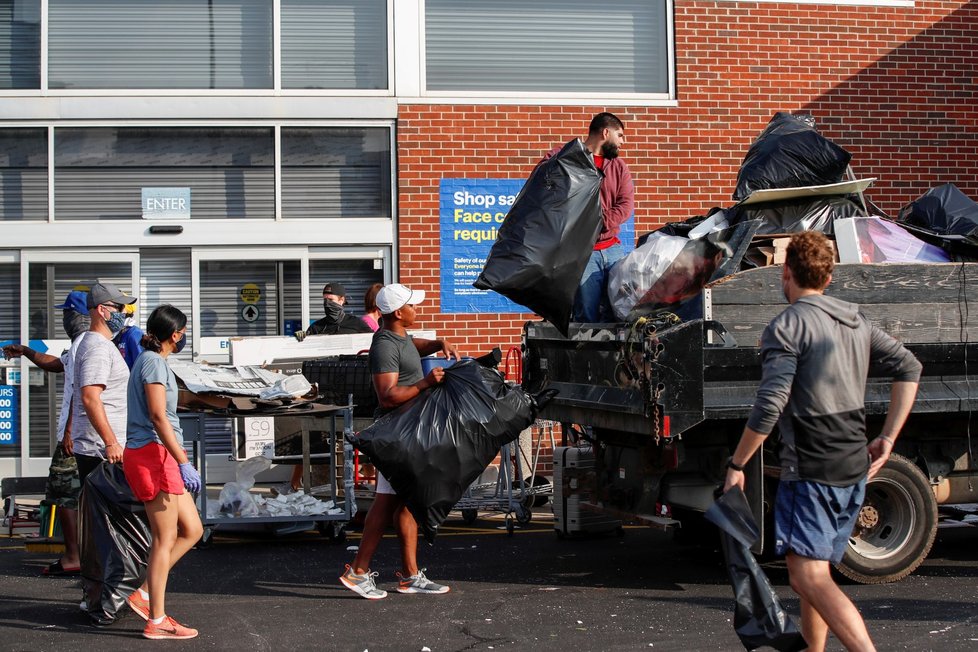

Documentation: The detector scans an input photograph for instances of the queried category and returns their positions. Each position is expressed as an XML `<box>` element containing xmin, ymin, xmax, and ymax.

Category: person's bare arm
<box><xmin>412</xmin><ymin>337</ymin><xmax>459</xmax><ymax>360</ymax></box>
<box><xmin>723</xmin><ymin>426</ymin><xmax>769</xmax><ymax>493</ymax></box>
<box><xmin>372</xmin><ymin>368</ymin><xmax>445</xmax><ymax>410</ymax></box>
<box><xmin>145</xmin><ymin>383</ymin><xmax>189</xmax><ymax>464</ymax></box>
<box><xmin>62</xmin><ymin>401</ymin><xmax>74</xmax><ymax>455</ymax></box>
<box><xmin>2</xmin><ymin>345</ymin><xmax>65</xmax><ymax>373</ymax></box>
<box><xmin>867</xmin><ymin>380</ymin><xmax>919</xmax><ymax>478</ymax></box>
<box><xmin>80</xmin><ymin>384</ymin><xmax>123</xmax><ymax>463</ymax></box>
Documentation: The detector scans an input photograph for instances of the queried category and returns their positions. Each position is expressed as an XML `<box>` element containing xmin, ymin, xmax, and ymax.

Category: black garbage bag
<box><xmin>733</xmin><ymin>112</ymin><xmax>851</xmax><ymax>201</ymax></box>
<box><xmin>731</xmin><ymin>195</ymin><xmax>863</xmax><ymax>236</ymax></box>
<box><xmin>705</xmin><ymin>488</ymin><xmax>806</xmax><ymax>652</ymax></box>
<box><xmin>348</xmin><ymin>359</ymin><xmax>541</xmax><ymax>543</ymax></box>
<box><xmin>474</xmin><ymin>139</ymin><xmax>603</xmax><ymax>335</ymax></box>
<box><xmin>897</xmin><ymin>183</ymin><xmax>978</xmax><ymax>245</ymax></box>
<box><xmin>79</xmin><ymin>462</ymin><xmax>152</xmax><ymax>626</ymax></box>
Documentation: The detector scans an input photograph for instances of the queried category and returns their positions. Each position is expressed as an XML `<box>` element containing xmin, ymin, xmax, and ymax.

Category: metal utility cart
<box><xmin>179</xmin><ymin>402</ymin><xmax>356</xmax><ymax>546</ymax></box>
<box><xmin>453</xmin><ymin>419</ymin><xmax>556</xmax><ymax>534</ymax></box>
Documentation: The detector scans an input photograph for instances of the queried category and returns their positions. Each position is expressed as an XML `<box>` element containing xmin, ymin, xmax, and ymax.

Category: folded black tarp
<box><xmin>734</xmin><ymin>112</ymin><xmax>851</xmax><ymax>202</ymax></box>
<box><xmin>348</xmin><ymin>360</ymin><xmax>542</xmax><ymax>543</ymax></box>
<box><xmin>705</xmin><ymin>488</ymin><xmax>806</xmax><ymax>652</ymax></box>
<box><xmin>79</xmin><ymin>462</ymin><xmax>152</xmax><ymax>626</ymax></box>
<box><xmin>897</xmin><ymin>183</ymin><xmax>978</xmax><ymax>246</ymax></box>
<box><xmin>474</xmin><ymin>139</ymin><xmax>603</xmax><ymax>335</ymax></box>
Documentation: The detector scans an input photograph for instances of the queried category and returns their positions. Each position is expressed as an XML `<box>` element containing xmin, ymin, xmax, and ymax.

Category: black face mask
<box><xmin>63</xmin><ymin>311</ymin><xmax>91</xmax><ymax>341</ymax></box>
<box><xmin>175</xmin><ymin>333</ymin><xmax>186</xmax><ymax>354</ymax></box>
<box><xmin>323</xmin><ymin>299</ymin><xmax>345</xmax><ymax>323</ymax></box>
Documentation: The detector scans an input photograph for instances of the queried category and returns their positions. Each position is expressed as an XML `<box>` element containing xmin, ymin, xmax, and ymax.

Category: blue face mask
<box><xmin>105</xmin><ymin>310</ymin><xmax>127</xmax><ymax>336</ymax></box>
<box><xmin>175</xmin><ymin>333</ymin><xmax>186</xmax><ymax>354</ymax></box>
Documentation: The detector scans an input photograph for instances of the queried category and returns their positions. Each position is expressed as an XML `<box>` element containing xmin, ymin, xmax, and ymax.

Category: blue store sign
<box><xmin>439</xmin><ymin>178</ymin><xmax>634</xmax><ymax>314</ymax></box>
<box><xmin>0</xmin><ymin>385</ymin><xmax>17</xmax><ymax>446</ymax></box>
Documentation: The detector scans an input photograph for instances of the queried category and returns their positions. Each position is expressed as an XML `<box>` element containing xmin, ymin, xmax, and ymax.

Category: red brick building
<box><xmin>398</xmin><ymin>0</ymin><xmax>978</xmax><ymax>355</ymax></box>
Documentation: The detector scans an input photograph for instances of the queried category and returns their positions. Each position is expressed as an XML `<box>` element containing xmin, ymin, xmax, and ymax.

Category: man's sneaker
<box><xmin>127</xmin><ymin>590</ymin><xmax>150</xmax><ymax>620</ymax></box>
<box><xmin>396</xmin><ymin>569</ymin><xmax>450</xmax><ymax>594</ymax></box>
<box><xmin>143</xmin><ymin>616</ymin><xmax>198</xmax><ymax>640</ymax></box>
<box><xmin>339</xmin><ymin>564</ymin><xmax>387</xmax><ymax>600</ymax></box>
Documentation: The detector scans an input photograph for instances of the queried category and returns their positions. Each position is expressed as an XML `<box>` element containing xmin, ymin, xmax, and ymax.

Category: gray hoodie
<box><xmin>747</xmin><ymin>294</ymin><xmax>922</xmax><ymax>486</ymax></box>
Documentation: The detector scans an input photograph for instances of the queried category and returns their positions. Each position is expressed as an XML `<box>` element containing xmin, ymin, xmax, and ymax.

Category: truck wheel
<box><xmin>837</xmin><ymin>454</ymin><xmax>937</xmax><ymax>585</ymax></box>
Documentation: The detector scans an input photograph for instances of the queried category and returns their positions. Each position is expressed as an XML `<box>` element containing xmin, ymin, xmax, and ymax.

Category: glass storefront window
<box><xmin>54</xmin><ymin>127</ymin><xmax>275</xmax><ymax>220</ymax></box>
<box><xmin>48</xmin><ymin>0</ymin><xmax>272</xmax><ymax>89</ymax></box>
<box><xmin>281</xmin><ymin>127</ymin><xmax>391</xmax><ymax>219</ymax></box>
<box><xmin>0</xmin><ymin>128</ymin><xmax>47</xmax><ymax>221</ymax></box>
<box><xmin>281</xmin><ymin>0</ymin><xmax>388</xmax><ymax>90</ymax></box>
<box><xmin>0</xmin><ymin>0</ymin><xmax>39</xmax><ymax>89</ymax></box>
<box><xmin>425</xmin><ymin>0</ymin><xmax>669</xmax><ymax>95</ymax></box>
<box><xmin>0</xmin><ymin>261</ymin><xmax>20</xmax><ymax>458</ymax></box>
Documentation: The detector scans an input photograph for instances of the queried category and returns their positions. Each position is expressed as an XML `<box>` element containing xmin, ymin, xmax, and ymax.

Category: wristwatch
<box><xmin>726</xmin><ymin>456</ymin><xmax>745</xmax><ymax>472</ymax></box>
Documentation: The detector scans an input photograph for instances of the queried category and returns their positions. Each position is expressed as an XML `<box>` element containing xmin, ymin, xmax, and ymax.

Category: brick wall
<box><xmin>397</xmin><ymin>0</ymin><xmax>977</xmax><ymax>355</ymax></box>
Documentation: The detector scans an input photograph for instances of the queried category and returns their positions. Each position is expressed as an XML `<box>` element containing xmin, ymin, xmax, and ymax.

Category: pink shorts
<box><xmin>123</xmin><ymin>443</ymin><xmax>185</xmax><ymax>502</ymax></box>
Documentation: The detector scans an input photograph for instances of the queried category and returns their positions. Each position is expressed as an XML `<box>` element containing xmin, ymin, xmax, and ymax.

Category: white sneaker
<box><xmin>339</xmin><ymin>564</ymin><xmax>387</xmax><ymax>600</ymax></box>
<box><xmin>396</xmin><ymin>569</ymin><xmax>450</xmax><ymax>594</ymax></box>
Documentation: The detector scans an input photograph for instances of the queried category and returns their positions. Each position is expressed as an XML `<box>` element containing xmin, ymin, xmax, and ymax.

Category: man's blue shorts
<box><xmin>774</xmin><ymin>478</ymin><xmax>867</xmax><ymax>563</ymax></box>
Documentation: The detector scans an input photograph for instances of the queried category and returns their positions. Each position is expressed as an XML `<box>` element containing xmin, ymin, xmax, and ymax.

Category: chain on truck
<box><xmin>522</xmin><ymin>258</ymin><xmax>977</xmax><ymax>584</ymax></box>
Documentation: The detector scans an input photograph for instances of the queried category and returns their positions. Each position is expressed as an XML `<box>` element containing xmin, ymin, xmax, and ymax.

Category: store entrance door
<box><xmin>14</xmin><ymin>251</ymin><xmax>139</xmax><ymax>476</ymax></box>
<box><xmin>191</xmin><ymin>248</ymin><xmax>309</xmax><ymax>363</ymax></box>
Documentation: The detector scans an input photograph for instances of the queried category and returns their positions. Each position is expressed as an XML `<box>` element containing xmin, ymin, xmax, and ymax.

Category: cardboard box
<box><xmin>745</xmin><ymin>233</ymin><xmax>837</xmax><ymax>268</ymax></box>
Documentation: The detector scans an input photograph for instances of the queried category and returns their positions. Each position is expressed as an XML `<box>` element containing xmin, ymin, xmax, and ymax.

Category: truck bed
<box><xmin>523</xmin><ymin>262</ymin><xmax>978</xmax><ymax>438</ymax></box>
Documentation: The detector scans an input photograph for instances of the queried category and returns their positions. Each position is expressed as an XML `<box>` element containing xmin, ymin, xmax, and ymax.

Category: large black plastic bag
<box><xmin>897</xmin><ymin>183</ymin><xmax>978</xmax><ymax>245</ymax></box>
<box><xmin>474</xmin><ymin>139</ymin><xmax>603</xmax><ymax>335</ymax></box>
<box><xmin>79</xmin><ymin>462</ymin><xmax>152</xmax><ymax>626</ymax></box>
<box><xmin>705</xmin><ymin>488</ymin><xmax>806</xmax><ymax>652</ymax></box>
<box><xmin>349</xmin><ymin>360</ymin><xmax>538</xmax><ymax>543</ymax></box>
<box><xmin>733</xmin><ymin>112</ymin><xmax>851</xmax><ymax>201</ymax></box>
<box><xmin>731</xmin><ymin>195</ymin><xmax>863</xmax><ymax>236</ymax></box>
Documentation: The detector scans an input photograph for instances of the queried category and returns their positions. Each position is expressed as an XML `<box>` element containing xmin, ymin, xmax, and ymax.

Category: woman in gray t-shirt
<box><xmin>121</xmin><ymin>305</ymin><xmax>202</xmax><ymax>640</ymax></box>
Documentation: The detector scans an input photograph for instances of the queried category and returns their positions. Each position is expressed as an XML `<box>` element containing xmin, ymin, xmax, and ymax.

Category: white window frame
<box><xmin>401</xmin><ymin>0</ymin><xmax>677</xmax><ymax>106</ymax></box>
<box><xmin>0</xmin><ymin>119</ymin><xmax>396</xmax><ymax>248</ymax></box>
<box><xmin>13</xmin><ymin>248</ymin><xmax>139</xmax><ymax>477</ymax></box>
<box><xmin>4</xmin><ymin>0</ymin><xmax>395</xmax><ymax>97</ymax></box>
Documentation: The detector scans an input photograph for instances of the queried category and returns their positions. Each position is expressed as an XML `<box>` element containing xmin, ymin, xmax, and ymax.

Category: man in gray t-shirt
<box><xmin>340</xmin><ymin>284</ymin><xmax>459</xmax><ymax>600</ymax></box>
<box><xmin>71</xmin><ymin>282</ymin><xmax>138</xmax><ymax>483</ymax></box>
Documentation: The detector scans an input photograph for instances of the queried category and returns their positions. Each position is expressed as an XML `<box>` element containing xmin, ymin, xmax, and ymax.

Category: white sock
<box><xmin>138</xmin><ymin>588</ymin><xmax>150</xmax><ymax>600</ymax></box>
<box><xmin>150</xmin><ymin>615</ymin><xmax>166</xmax><ymax>625</ymax></box>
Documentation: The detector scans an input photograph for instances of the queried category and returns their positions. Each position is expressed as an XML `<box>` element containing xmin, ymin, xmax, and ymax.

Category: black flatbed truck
<box><xmin>523</xmin><ymin>261</ymin><xmax>978</xmax><ymax>583</ymax></box>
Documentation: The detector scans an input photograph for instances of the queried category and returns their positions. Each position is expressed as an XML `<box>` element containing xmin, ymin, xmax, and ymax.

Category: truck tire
<box><xmin>836</xmin><ymin>453</ymin><xmax>937</xmax><ymax>585</ymax></box>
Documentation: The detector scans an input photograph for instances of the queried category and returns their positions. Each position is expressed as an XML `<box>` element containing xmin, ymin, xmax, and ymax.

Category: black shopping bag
<box><xmin>705</xmin><ymin>488</ymin><xmax>806</xmax><ymax>652</ymax></box>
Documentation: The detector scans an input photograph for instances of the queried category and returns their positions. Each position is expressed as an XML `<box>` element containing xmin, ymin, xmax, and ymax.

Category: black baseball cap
<box><xmin>322</xmin><ymin>282</ymin><xmax>347</xmax><ymax>298</ymax></box>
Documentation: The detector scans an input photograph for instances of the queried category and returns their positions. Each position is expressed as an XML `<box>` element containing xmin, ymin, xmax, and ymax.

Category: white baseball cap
<box><xmin>376</xmin><ymin>283</ymin><xmax>425</xmax><ymax>314</ymax></box>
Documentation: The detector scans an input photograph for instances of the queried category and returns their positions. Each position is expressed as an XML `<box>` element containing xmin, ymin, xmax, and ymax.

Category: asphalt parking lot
<box><xmin>2</xmin><ymin>509</ymin><xmax>977</xmax><ymax>652</ymax></box>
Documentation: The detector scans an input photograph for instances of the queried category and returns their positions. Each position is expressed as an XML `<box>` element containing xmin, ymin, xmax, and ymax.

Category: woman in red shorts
<box><xmin>122</xmin><ymin>305</ymin><xmax>203</xmax><ymax>640</ymax></box>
